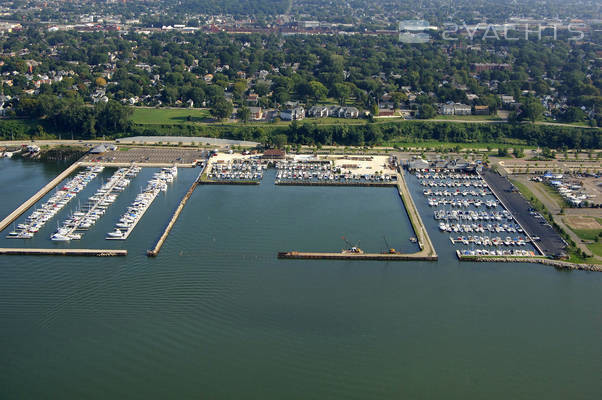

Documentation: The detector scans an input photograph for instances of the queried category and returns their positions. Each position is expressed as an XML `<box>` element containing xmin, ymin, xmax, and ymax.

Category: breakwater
<box><xmin>0</xmin><ymin>248</ymin><xmax>127</xmax><ymax>256</ymax></box>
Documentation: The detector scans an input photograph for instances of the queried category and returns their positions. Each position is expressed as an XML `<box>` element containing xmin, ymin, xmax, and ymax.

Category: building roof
<box><xmin>90</xmin><ymin>144</ymin><xmax>107</xmax><ymax>154</ymax></box>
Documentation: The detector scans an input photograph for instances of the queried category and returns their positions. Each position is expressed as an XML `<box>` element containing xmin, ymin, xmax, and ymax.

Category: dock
<box><xmin>0</xmin><ymin>248</ymin><xmax>127</xmax><ymax>256</ymax></box>
<box><xmin>147</xmin><ymin>170</ymin><xmax>203</xmax><ymax>257</ymax></box>
<box><xmin>0</xmin><ymin>161</ymin><xmax>82</xmax><ymax>233</ymax></box>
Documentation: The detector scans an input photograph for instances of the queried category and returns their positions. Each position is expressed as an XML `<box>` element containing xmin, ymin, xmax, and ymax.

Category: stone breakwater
<box><xmin>458</xmin><ymin>255</ymin><xmax>602</xmax><ymax>272</ymax></box>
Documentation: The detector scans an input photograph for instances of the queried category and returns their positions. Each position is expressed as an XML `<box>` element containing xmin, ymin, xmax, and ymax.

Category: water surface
<box><xmin>0</xmin><ymin>158</ymin><xmax>600</xmax><ymax>399</ymax></box>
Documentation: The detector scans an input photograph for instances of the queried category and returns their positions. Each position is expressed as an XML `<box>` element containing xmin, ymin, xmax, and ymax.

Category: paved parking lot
<box><xmin>481</xmin><ymin>169</ymin><xmax>567</xmax><ymax>257</ymax></box>
<box><xmin>81</xmin><ymin>147</ymin><xmax>207</xmax><ymax>165</ymax></box>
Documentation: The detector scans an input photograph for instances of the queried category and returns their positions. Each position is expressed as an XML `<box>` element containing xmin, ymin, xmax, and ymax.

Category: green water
<box><xmin>0</xmin><ymin>158</ymin><xmax>600</xmax><ymax>399</ymax></box>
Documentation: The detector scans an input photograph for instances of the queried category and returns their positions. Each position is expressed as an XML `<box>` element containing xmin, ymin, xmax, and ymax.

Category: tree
<box><xmin>95</xmin><ymin>77</ymin><xmax>107</xmax><ymax>87</ymax></box>
<box><xmin>308</xmin><ymin>81</ymin><xmax>328</xmax><ymax>104</ymax></box>
<box><xmin>418</xmin><ymin>104</ymin><xmax>436</xmax><ymax>119</ymax></box>
<box><xmin>210</xmin><ymin>98</ymin><xmax>233</xmax><ymax>121</ymax></box>
<box><xmin>333</xmin><ymin>83</ymin><xmax>352</xmax><ymax>105</ymax></box>
<box><xmin>522</xmin><ymin>99</ymin><xmax>544</xmax><ymax>122</ymax></box>
<box><xmin>238</xmin><ymin>105</ymin><xmax>250</xmax><ymax>123</ymax></box>
<box><xmin>232</xmin><ymin>80</ymin><xmax>247</xmax><ymax>103</ymax></box>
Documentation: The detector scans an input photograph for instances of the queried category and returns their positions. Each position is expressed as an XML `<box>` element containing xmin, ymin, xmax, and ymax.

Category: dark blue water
<box><xmin>0</xmin><ymin>158</ymin><xmax>600</xmax><ymax>399</ymax></box>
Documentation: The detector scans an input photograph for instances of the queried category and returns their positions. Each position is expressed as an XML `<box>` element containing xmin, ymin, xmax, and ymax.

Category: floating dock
<box><xmin>0</xmin><ymin>248</ymin><xmax>127</xmax><ymax>256</ymax></box>
<box><xmin>147</xmin><ymin>170</ymin><xmax>204</xmax><ymax>257</ymax></box>
<box><xmin>0</xmin><ymin>161</ymin><xmax>81</xmax><ymax>233</ymax></box>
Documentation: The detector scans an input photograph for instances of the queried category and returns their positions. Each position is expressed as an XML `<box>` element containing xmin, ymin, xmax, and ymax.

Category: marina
<box><xmin>206</xmin><ymin>157</ymin><xmax>265</xmax><ymax>182</ymax></box>
<box><xmin>106</xmin><ymin>166</ymin><xmax>177</xmax><ymax>240</ymax></box>
<box><xmin>411</xmin><ymin>167</ymin><xmax>540</xmax><ymax>258</ymax></box>
<box><xmin>6</xmin><ymin>166</ymin><xmax>103</xmax><ymax>239</ymax></box>
<box><xmin>50</xmin><ymin>165</ymin><xmax>140</xmax><ymax>241</ymax></box>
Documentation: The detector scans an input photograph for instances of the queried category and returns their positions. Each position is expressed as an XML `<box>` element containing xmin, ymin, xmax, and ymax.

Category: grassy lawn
<box><xmin>131</xmin><ymin>108</ymin><xmax>212</xmax><ymax>124</ymax></box>
<box><xmin>565</xmin><ymin>226</ymin><xmax>602</xmax><ymax>242</ymax></box>
<box><xmin>536</xmin><ymin>182</ymin><xmax>569</xmax><ymax>208</ymax></box>
<box><xmin>433</xmin><ymin>114</ymin><xmax>502</xmax><ymax>121</ymax></box>
<box><xmin>587</xmin><ymin>242</ymin><xmax>602</xmax><ymax>258</ymax></box>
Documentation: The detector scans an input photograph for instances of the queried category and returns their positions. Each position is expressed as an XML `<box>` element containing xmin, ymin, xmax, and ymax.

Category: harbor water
<box><xmin>0</xmin><ymin>157</ymin><xmax>600</xmax><ymax>399</ymax></box>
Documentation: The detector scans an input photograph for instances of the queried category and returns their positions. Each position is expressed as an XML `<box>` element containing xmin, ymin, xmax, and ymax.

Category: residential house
<box><xmin>249</xmin><ymin>106</ymin><xmax>263</xmax><ymax>120</ymax></box>
<box><xmin>308</xmin><ymin>105</ymin><xmax>328</xmax><ymax>118</ymax></box>
<box><xmin>280</xmin><ymin>106</ymin><xmax>305</xmax><ymax>121</ymax></box>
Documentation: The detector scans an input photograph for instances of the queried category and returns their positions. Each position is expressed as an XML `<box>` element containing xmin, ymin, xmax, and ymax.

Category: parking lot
<box><xmin>481</xmin><ymin>169</ymin><xmax>567</xmax><ymax>257</ymax></box>
<box><xmin>81</xmin><ymin>147</ymin><xmax>207</xmax><ymax>166</ymax></box>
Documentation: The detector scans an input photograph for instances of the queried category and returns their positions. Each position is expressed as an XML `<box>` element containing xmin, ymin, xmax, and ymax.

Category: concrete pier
<box><xmin>278</xmin><ymin>251</ymin><xmax>437</xmax><ymax>261</ymax></box>
<box><xmin>396</xmin><ymin>169</ymin><xmax>437</xmax><ymax>259</ymax></box>
<box><xmin>0</xmin><ymin>248</ymin><xmax>127</xmax><ymax>256</ymax></box>
<box><xmin>147</xmin><ymin>170</ymin><xmax>204</xmax><ymax>257</ymax></box>
<box><xmin>0</xmin><ymin>161</ymin><xmax>81</xmax><ymax>233</ymax></box>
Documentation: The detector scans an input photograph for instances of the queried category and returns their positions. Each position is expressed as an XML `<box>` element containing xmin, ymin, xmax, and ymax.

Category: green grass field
<box><xmin>131</xmin><ymin>108</ymin><xmax>212</xmax><ymax>124</ymax></box>
<box><xmin>433</xmin><ymin>114</ymin><xmax>502</xmax><ymax>121</ymax></box>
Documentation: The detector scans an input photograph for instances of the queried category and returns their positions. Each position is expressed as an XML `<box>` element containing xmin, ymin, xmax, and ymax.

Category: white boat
<box><xmin>107</xmin><ymin>229</ymin><xmax>123</xmax><ymax>238</ymax></box>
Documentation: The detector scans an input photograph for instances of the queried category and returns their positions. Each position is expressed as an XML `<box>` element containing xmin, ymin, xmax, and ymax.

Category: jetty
<box><xmin>278</xmin><ymin>251</ymin><xmax>437</xmax><ymax>261</ymax></box>
<box><xmin>0</xmin><ymin>248</ymin><xmax>126</xmax><ymax>256</ymax></box>
<box><xmin>147</xmin><ymin>170</ymin><xmax>203</xmax><ymax>257</ymax></box>
<box><xmin>0</xmin><ymin>161</ymin><xmax>82</xmax><ymax>233</ymax></box>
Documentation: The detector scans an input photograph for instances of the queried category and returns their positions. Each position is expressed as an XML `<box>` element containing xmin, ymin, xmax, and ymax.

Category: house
<box><xmin>249</xmin><ymin>106</ymin><xmax>263</xmax><ymax>120</ymax></box>
<box><xmin>262</xmin><ymin>149</ymin><xmax>286</xmax><ymax>159</ymax></box>
<box><xmin>474</xmin><ymin>105</ymin><xmax>489</xmax><ymax>115</ymax></box>
<box><xmin>203</xmin><ymin>74</ymin><xmax>213</xmax><ymax>83</ymax></box>
<box><xmin>439</xmin><ymin>103</ymin><xmax>472</xmax><ymax>116</ymax></box>
<box><xmin>340</xmin><ymin>106</ymin><xmax>359</xmax><ymax>118</ymax></box>
<box><xmin>308</xmin><ymin>105</ymin><xmax>328</xmax><ymax>118</ymax></box>
<box><xmin>500</xmin><ymin>95</ymin><xmax>515</xmax><ymax>105</ymax></box>
<box><xmin>247</xmin><ymin>93</ymin><xmax>259</xmax><ymax>104</ymax></box>
<box><xmin>280</xmin><ymin>106</ymin><xmax>305</xmax><ymax>121</ymax></box>
<box><xmin>453</xmin><ymin>103</ymin><xmax>472</xmax><ymax>116</ymax></box>
<box><xmin>440</xmin><ymin>104</ymin><xmax>455</xmax><ymax>115</ymax></box>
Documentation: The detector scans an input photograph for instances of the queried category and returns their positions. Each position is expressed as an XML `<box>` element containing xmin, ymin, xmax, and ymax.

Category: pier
<box><xmin>278</xmin><ymin>251</ymin><xmax>437</xmax><ymax>261</ymax></box>
<box><xmin>396</xmin><ymin>169</ymin><xmax>437</xmax><ymax>259</ymax></box>
<box><xmin>0</xmin><ymin>248</ymin><xmax>127</xmax><ymax>256</ymax></box>
<box><xmin>0</xmin><ymin>161</ymin><xmax>81</xmax><ymax>233</ymax></box>
<box><xmin>147</xmin><ymin>170</ymin><xmax>203</xmax><ymax>257</ymax></box>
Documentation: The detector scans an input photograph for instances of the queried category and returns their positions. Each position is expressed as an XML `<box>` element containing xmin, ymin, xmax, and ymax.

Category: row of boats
<box><xmin>7</xmin><ymin>166</ymin><xmax>103</xmax><ymax>239</ymax></box>
<box><xmin>423</xmin><ymin>189</ymin><xmax>490</xmax><ymax>197</ymax></box>
<box><xmin>458</xmin><ymin>249</ymin><xmax>536</xmax><ymax>257</ymax></box>
<box><xmin>434</xmin><ymin>209</ymin><xmax>513</xmax><ymax>221</ymax></box>
<box><xmin>428</xmin><ymin>198</ymin><xmax>498</xmax><ymax>208</ymax></box>
<box><xmin>275</xmin><ymin>161</ymin><xmax>396</xmax><ymax>183</ymax></box>
<box><xmin>450</xmin><ymin>236</ymin><xmax>529</xmax><ymax>246</ymax></box>
<box><xmin>49</xmin><ymin>166</ymin><xmax>140</xmax><ymax>241</ymax></box>
<box><xmin>420</xmin><ymin>179</ymin><xmax>488</xmax><ymax>188</ymax></box>
<box><xmin>106</xmin><ymin>166</ymin><xmax>177</xmax><ymax>240</ymax></box>
<box><xmin>439</xmin><ymin>222</ymin><xmax>524</xmax><ymax>233</ymax></box>
<box><xmin>207</xmin><ymin>159</ymin><xmax>265</xmax><ymax>181</ymax></box>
